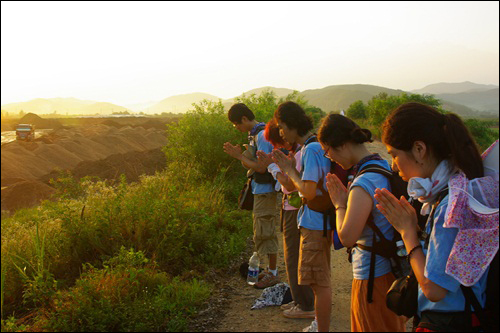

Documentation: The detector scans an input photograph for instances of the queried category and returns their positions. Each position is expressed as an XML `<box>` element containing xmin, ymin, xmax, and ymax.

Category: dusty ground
<box><xmin>1</xmin><ymin>114</ymin><xmax>171</xmax><ymax>214</ymax></box>
<box><xmin>190</xmin><ymin>142</ymin><xmax>412</xmax><ymax>332</ymax></box>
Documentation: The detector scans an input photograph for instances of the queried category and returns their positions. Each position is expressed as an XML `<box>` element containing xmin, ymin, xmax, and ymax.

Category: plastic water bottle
<box><xmin>396</xmin><ymin>240</ymin><xmax>411</xmax><ymax>276</ymax></box>
<box><xmin>247</xmin><ymin>252</ymin><xmax>260</xmax><ymax>285</ymax></box>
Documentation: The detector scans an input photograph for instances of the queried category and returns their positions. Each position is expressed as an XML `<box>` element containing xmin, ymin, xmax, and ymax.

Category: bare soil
<box><xmin>1</xmin><ymin>119</ymin><xmax>170</xmax><ymax>214</ymax></box>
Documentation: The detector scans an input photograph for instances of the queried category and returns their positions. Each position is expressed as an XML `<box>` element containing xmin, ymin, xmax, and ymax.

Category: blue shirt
<box><xmin>251</xmin><ymin>130</ymin><xmax>275</xmax><ymax>195</ymax></box>
<box><xmin>418</xmin><ymin>195</ymin><xmax>489</xmax><ymax>315</ymax></box>
<box><xmin>349</xmin><ymin>159</ymin><xmax>394</xmax><ymax>280</ymax></box>
<box><xmin>297</xmin><ymin>141</ymin><xmax>332</xmax><ymax>230</ymax></box>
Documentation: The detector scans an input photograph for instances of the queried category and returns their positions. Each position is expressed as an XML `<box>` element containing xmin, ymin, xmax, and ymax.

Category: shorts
<box><xmin>253</xmin><ymin>192</ymin><xmax>279</xmax><ymax>256</ymax></box>
<box><xmin>298</xmin><ymin>227</ymin><xmax>331</xmax><ymax>287</ymax></box>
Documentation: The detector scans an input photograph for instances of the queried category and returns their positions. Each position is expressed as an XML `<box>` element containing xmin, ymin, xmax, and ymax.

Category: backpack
<box><xmin>458</xmin><ymin>140</ymin><xmax>499</xmax><ymax>332</ymax></box>
<box><xmin>349</xmin><ymin>163</ymin><xmax>426</xmax><ymax>304</ymax></box>
<box><xmin>299</xmin><ymin>135</ymin><xmax>354</xmax><ymax>248</ymax></box>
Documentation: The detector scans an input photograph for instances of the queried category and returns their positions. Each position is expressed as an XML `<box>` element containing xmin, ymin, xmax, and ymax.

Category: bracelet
<box><xmin>406</xmin><ymin>244</ymin><xmax>423</xmax><ymax>263</ymax></box>
<box><xmin>335</xmin><ymin>206</ymin><xmax>347</xmax><ymax>211</ymax></box>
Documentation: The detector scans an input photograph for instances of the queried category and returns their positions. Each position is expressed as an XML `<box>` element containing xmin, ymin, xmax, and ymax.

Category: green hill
<box><xmin>300</xmin><ymin>84</ymin><xmax>405</xmax><ymax>112</ymax></box>
<box><xmin>412</xmin><ymin>81</ymin><xmax>498</xmax><ymax>94</ymax></box>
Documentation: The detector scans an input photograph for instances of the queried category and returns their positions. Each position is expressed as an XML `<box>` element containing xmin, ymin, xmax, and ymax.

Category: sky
<box><xmin>1</xmin><ymin>1</ymin><xmax>499</xmax><ymax>107</ymax></box>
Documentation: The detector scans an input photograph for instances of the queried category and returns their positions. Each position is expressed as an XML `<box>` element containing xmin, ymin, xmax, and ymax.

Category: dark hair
<box><xmin>264</xmin><ymin>119</ymin><xmax>286</xmax><ymax>148</ymax></box>
<box><xmin>228</xmin><ymin>103</ymin><xmax>255</xmax><ymax>123</ymax></box>
<box><xmin>318</xmin><ymin>113</ymin><xmax>373</xmax><ymax>148</ymax></box>
<box><xmin>274</xmin><ymin>101</ymin><xmax>313</xmax><ymax>136</ymax></box>
<box><xmin>382</xmin><ymin>102</ymin><xmax>483</xmax><ymax>179</ymax></box>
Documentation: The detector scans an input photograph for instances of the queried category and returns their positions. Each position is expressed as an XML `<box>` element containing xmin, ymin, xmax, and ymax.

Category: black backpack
<box><xmin>460</xmin><ymin>249</ymin><xmax>499</xmax><ymax>332</ymax></box>
<box><xmin>349</xmin><ymin>163</ymin><xmax>425</xmax><ymax>303</ymax></box>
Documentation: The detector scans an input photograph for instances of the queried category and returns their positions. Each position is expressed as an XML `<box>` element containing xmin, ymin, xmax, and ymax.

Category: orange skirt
<box><xmin>351</xmin><ymin>272</ymin><xmax>407</xmax><ymax>332</ymax></box>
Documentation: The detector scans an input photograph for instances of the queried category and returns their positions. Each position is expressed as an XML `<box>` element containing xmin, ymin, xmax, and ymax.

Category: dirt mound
<box><xmin>1</xmin><ymin>123</ymin><xmax>168</xmax><ymax>214</ymax></box>
<box><xmin>135</xmin><ymin>119</ymin><xmax>168</xmax><ymax>130</ymax></box>
<box><xmin>73</xmin><ymin>149</ymin><xmax>166</xmax><ymax>183</ymax></box>
<box><xmin>100</xmin><ymin>119</ymin><xmax>122</xmax><ymax>128</ymax></box>
<box><xmin>1</xmin><ymin>180</ymin><xmax>56</xmax><ymax>212</ymax></box>
<box><xmin>19</xmin><ymin>113</ymin><xmax>63</xmax><ymax>129</ymax></box>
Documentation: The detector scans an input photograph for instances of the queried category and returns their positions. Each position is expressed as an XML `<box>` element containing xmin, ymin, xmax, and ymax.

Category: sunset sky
<box><xmin>1</xmin><ymin>1</ymin><xmax>499</xmax><ymax>107</ymax></box>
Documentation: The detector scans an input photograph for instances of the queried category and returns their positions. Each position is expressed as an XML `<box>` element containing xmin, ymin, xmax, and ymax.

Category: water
<box><xmin>247</xmin><ymin>252</ymin><xmax>260</xmax><ymax>285</ymax></box>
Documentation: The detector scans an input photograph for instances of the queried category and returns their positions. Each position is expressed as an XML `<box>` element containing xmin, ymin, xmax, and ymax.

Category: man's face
<box><xmin>232</xmin><ymin>121</ymin><xmax>246</xmax><ymax>133</ymax></box>
<box><xmin>232</xmin><ymin>116</ymin><xmax>252</xmax><ymax>133</ymax></box>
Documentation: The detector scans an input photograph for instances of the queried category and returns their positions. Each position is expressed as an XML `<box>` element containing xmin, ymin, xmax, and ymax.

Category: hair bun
<box><xmin>351</xmin><ymin>128</ymin><xmax>373</xmax><ymax>144</ymax></box>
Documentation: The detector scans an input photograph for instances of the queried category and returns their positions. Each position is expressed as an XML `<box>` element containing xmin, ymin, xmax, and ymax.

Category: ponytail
<box><xmin>382</xmin><ymin>103</ymin><xmax>483</xmax><ymax>179</ymax></box>
<box><xmin>318</xmin><ymin>114</ymin><xmax>373</xmax><ymax>148</ymax></box>
<box><xmin>442</xmin><ymin>113</ymin><xmax>484</xmax><ymax>179</ymax></box>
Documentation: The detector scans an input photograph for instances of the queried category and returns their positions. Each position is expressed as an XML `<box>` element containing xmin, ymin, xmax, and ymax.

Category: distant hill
<box><xmin>3</xmin><ymin>82</ymin><xmax>497</xmax><ymax>119</ymax></box>
<box><xmin>1</xmin><ymin>98</ymin><xmax>130</xmax><ymax>115</ymax></box>
<box><xmin>147</xmin><ymin>93</ymin><xmax>221</xmax><ymax>114</ymax></box>
<box><xmin>436</xmin><ymin>88</ymin><xmax>499</xmax><ymax>114</ymax></box>
<box><xmin>412</xmin><ymin>81</ymin><xmax>498</xmax><ymax>94</ymax></box>
<box><xmin>300</xmin><ymin>84</ymin><xmax>405</xmax><ymax>112</ymax></box>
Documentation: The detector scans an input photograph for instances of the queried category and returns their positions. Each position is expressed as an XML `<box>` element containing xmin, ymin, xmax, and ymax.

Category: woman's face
<box><xmin>386</xmin><ymin>145</ymin><xmax>423</xmax><ymax>181</ymax></box>
<box><xmin>321</xmin><ymin>143</ymin><xmax>351</xmax><ymax>170</ymax></box>
<box><xmin>277</xmin><ymin>120</ymin><xmax>297</xmax><ymax>144</ymax></box>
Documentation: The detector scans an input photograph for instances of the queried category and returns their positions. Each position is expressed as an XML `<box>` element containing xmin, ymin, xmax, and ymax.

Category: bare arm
<box><xmin>375</xmin><ymin>188</ymin><xmax>448</xmax><ymax>302</ymax></box>
<box><xmin>272</xmin><ymin>149</ymin><xmax>317</xmax><ymax>200</ymax></box>
<box><xmin>335</xmin><ymin>187</ymin><xmax>373</xmax><ymax>247</ymax></box>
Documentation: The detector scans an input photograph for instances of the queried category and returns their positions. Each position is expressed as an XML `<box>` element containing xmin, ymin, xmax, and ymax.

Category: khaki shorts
<box><xmin>298</xmin><ymin>227</ymin><xmax>332</xmax><ymax>287</ymax></box>
<box><xmin>253</xmin><ymin>192</ymin><xmax>279</xmax><ymax>256</ymax></box>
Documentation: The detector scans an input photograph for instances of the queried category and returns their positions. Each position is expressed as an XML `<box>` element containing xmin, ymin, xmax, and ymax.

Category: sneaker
<box><xmin>280</xmin><ymin>301</ymin><xmax>296</xmax><ymax>311</ymax></box>
<box><xmin>302</xmin><ymin>319</ymin><xmax>318</xmax><ymax>332</ymax></box>
<box><xmin>283</xmin><ymin>305</ymin><xmax>315</xmax><ymax>319</ymax></box>
<box><xmin>254</xmin><ymin>272</ymin><xmax>280</xmax><ymax>289</ymax></box>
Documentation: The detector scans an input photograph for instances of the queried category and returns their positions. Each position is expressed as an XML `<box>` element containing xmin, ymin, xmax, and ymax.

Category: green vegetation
<box><xmin>1</xmin><ymin>89</ymin><xmax>496</xmax><ymax>332</ymax></box>
<box><xmin>1</xmin><ymin>168</ymin><xmax>251</xmax><ymax>331</ymax></box>
<box><xmin>346</xmin><ymin>92</ymin><xmax>498</xmax><ymax>150</ymax></box>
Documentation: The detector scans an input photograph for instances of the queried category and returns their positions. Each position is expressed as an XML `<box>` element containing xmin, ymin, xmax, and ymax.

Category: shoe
<box><xmin>280</xmin><ymin>301</ymin><xmax>296</xmax><ymax>311</ymax></box>
<box><xmin>283</xmin><ymin>305</ymin><xmax>315</xmax><ymax>319</ymax></box>
<box><xmin>302</xmin><ymin>319</ymin><xmax>318</xmax><ymax>332</ymax></box>
<box><xmin>254</xmin><ymin>272</ymin><xmax>280</xmax><ymax>289</ymax></box>
<box><xmin>258</xmin><ymin>270</ymin><xmax>269</xmax><ymax>280</ymax></box>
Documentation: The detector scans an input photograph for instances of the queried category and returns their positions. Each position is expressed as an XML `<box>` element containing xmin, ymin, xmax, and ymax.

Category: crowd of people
<box><xmin>223</xmin><ymin>101</ymin><xmax>498</xmax><ymax>332</ymax></box>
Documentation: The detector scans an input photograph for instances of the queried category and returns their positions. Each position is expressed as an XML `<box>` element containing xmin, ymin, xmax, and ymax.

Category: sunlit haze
<box><xmin>1</xmin><ymin>1</ymin><xmax>499</xmax><ymax>107</ymax></box>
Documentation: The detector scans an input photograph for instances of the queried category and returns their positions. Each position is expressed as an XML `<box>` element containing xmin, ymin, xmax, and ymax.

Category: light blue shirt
<box><xmin>297</xmin><ymin>141</ymin><xmax>332</xmax><ymax>230</ymax></box>
<box><xmin>418</xmin><ymin>195</ymin><xmax>489</xmax><ymax>315</ymax></box>
<box><xmin>349</xmin><ymin>159</ymin><xmax>394</xmax><ymax>280</ymax></box>
<box><xmin>251</xmin><ymin>130</ymin><xmax>275</xmax><ymax>195</ymax></box>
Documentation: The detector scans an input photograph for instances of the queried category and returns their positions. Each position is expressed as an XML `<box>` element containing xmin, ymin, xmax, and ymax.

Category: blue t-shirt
<box><xmin>297</xmin><ymin>141</ymin><xmax>332</xmax><ymax>230</ymax></box>
<box><xmin>417</xmin><ymin>195</ymin><xmax>489</xmax><ymax>315</ymax></box>
<box><xmin>349</xmin><ymin>159</ymin><xmax>394</xmax><ymax>280</ymax></box>
<box><xmin>251</xmin><ymin>130</ymin><xmax>275</xmax><ymax>195</ymax></box>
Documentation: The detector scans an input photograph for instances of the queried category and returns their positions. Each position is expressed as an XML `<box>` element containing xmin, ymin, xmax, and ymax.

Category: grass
<box><xmin>1</xmin><ymin>166</ymin><xmax>252</xmax><ymax>331</ymax></box>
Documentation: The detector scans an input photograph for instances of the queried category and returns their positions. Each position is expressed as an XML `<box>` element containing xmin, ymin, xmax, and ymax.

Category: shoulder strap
<box><xmin>252</xmin><ymin>124</ymin><xmax>266</xmax><ymax>150</ymax></box>
<box><xmin>424</xmin><ymin>189</ymin><xmax>449</xmax><ymax>249</ymax></box>
<box><xmin>356</xmin><ymin>164</ymin><xmax>393</xmax><ymax>178</ymax></box>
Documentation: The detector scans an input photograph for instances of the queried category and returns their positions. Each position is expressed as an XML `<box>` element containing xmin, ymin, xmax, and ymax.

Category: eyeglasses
<box><xmin>323</xmin><ymin>146</ymin><xmax>331</xmax><ymax>159</ymax></box>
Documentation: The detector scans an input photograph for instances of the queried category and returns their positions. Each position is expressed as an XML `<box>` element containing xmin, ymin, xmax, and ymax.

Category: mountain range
<box><xmin>2</xmin><ymin>82</ymin><xmax>498</xmax><ymax>118</ymax></box>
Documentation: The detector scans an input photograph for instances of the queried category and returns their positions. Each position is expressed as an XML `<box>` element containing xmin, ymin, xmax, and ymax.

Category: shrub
<box><xmin>38</xmin><ymin>248</ymin><xmax>211</xmax><ymax>332</ymax></box>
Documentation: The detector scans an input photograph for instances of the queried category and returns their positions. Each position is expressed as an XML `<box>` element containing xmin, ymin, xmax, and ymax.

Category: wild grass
<box><xmin>1</xmin><ymin>165</ymin><xmax>252</xmax><ymax>331</ymax></box>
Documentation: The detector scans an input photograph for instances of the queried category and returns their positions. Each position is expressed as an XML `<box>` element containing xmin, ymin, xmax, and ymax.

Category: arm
<box><xmin>272</xmin><ymin>149</ymin><xmax>317</xmax><ymax>200</ymax></box>
<box><xmin>223</xmin><ymin>142</ymin><xmax>268</xmax><ymax>173</ymax></box>
<box><xmin>276</xmin><ymin>172</ymin><xmax>296</xmax><ymax>192</ymax></box>
<box><xmin>374</xmin><ymin>188</ymin><xmax>448</xmax><ymax>302</ymax></box>
<box><xmin>325</xmin><ymin>173</ymin><xmax>373</xmax><ymax>247</ymax></box>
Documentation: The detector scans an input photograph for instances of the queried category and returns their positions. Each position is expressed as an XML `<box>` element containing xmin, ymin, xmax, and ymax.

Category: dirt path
<box><xmin>190</xmin><ymin>141</ymin><xmax>410</xmax><ymax>332</ymax></box>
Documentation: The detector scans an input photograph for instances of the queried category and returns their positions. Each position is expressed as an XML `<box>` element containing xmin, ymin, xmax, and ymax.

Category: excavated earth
<box><xmin>1</xmin><ymin>122</ymin><xmax>168</xmax><ymax>214</ymax></box>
